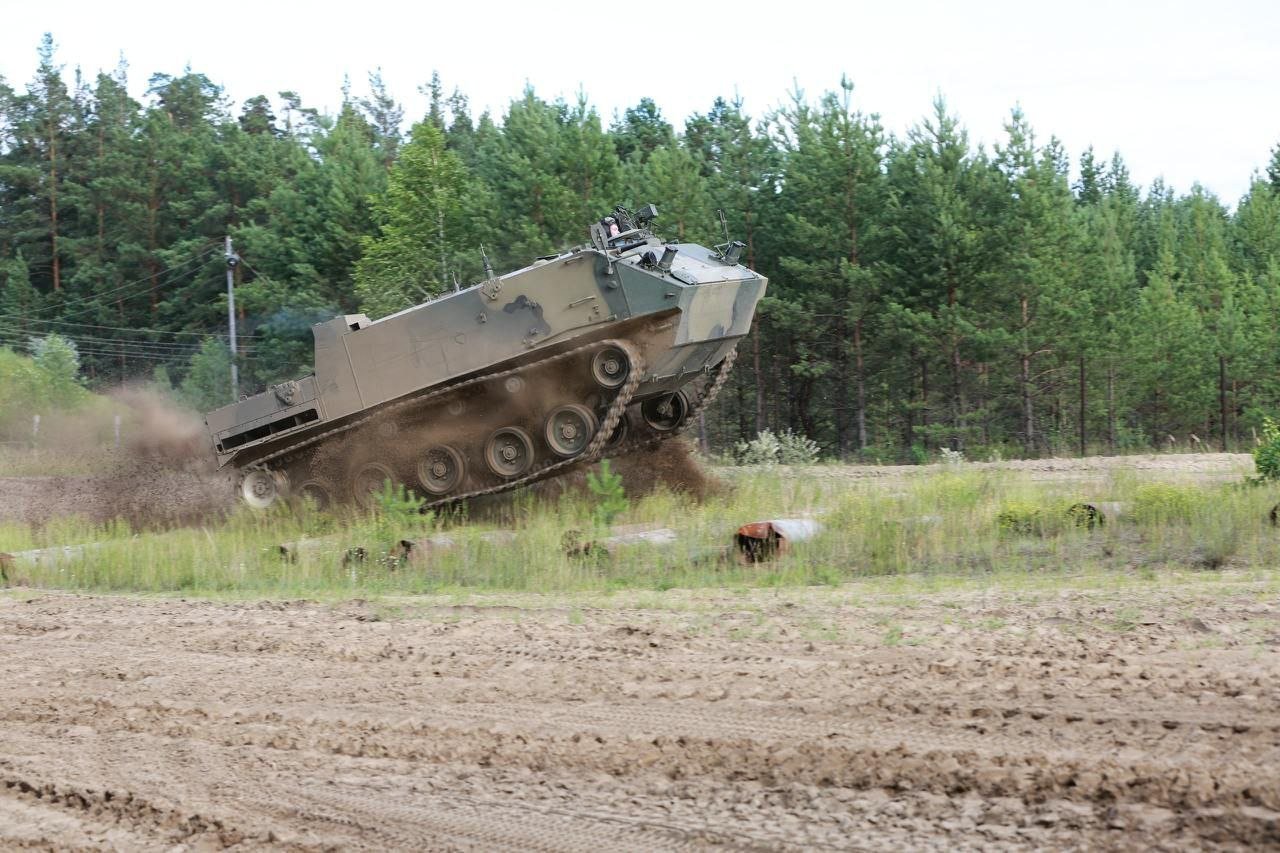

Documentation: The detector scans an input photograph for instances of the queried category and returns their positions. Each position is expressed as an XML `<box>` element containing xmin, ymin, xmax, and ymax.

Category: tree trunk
<box><xmin>735</xmin><ymin>371</ymin><xmax>749</xmax><ymax>443</ymax></box>
<box><xmin>1232</xmin><ymin>378</ymin><xmax>1239</xmax><ymax>447</ymax></box>
<box><xmin>752</xmin><ymin>320</ymin><xmax>765</xmax><ymax>434</ymax></box>
<box><xmin>977</xmin><ymin>363</ymin><xmax>989</xmax><ymax>445</ymax></box>
<box><xmin>147</xmin><ymin>184</ymin><xmax>159</xmax><ymax>317</ymax></box>
<box><xmin>1106</xmin><ymin>361</ymin><xmax>1116</xmax><ymax>452</ymax></box>
<box><xmin>1020</xmin><ymin>295</ymin><xmax>1033</xmax><ymax>455</ymax></box>
<box><xmin>48</xmin><ymin>125</ymin><xmax>61</xmax><ymax>292</ymax></box>
<box><xmin>1079</xmin><ymin>354</ymin><xmax>1086</xmax><ymax>457</ymax></box>
<box><xmin>834</xmin><ymin>318</ymin><xmax>849</xmax><ymax>455</ymax></box>
<box><xmin>772</xmin><ymin>354</ymin><xmax>784</xmax><ymax>432</ymax></box>
<box><xmin>438</xmin><ymin>206</ymin><xmax>446</xmax><ymax>286</ymax></box>
<box><xmin>947</xmin><ymin>279</ymin><xmax>961</xmax><ymax>442</ymax></box>
<box><xmin>904</xmin><ymin>348</ymin><xmax>917</xmax><ymax>452</ymax></box>
<box><xmin>854</xmin><ymin>316</ymin><xmax>867</xmax><ymax>451</ymax></box>
<box><xmin>1219</xmin><ymin>356</ymin><xmax>1228</xmax><ymax>452</ymax></box>
<box><xmin>97</xmin><ymin>123</ymin><xmax>105</xmax><ymax>262</ymax></box>
<box><xmin>745</xmin><ymin>210</ymin><xmax>765</xmax><ymax>437</ymax></box>
<box><xmin>920</xmin><ymin>359</ymin><xmax>930</xmax><ymax>450</ymax></box>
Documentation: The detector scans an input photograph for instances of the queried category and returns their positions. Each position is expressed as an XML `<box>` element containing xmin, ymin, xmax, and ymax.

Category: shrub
<box><xmin>735</xmin><ymin>429</ymin><xmax>781</xmax><ymax>466</ymax></box>
<box><xmin>365</xmin><ymin>480</ymin><xmax>430</xmax><ymax>552</ymax></box>
<box><xmin>179</xmin><ymin>338</ymin><xmax>234</xmax><ymax>413</ymax></box>
<box><xmin>1131</xmin><ymin>483</ymin><xmax>1200</xmax><ymax>525</ymax></box>
<box><xmin>30</xmin><ymin>334</ymin><xmax>85</xmax><ymax>407</ymax></box>
<box><xmin>1253</xmin><ymin>416</ymin><xmax>1280</xmax><ymax>482</ymax></box>
<box><xmin>734</xmin><ymin>429</ymin><xmax>820</xmax><ymax>466</ymax></box>
<box><xmin>587</xmin><ymin>459</ymin><xmax>628</xmax><ymax>528</ymax></box>
<box><xmin>995</xmin><ymin>500</ymin><xmax>1046</xmax><ymax>536</ymax></box>
<box><xmin>777</xmin><ymin>430</ymin><xmax>821</xmax><ymax>465</ymax></box>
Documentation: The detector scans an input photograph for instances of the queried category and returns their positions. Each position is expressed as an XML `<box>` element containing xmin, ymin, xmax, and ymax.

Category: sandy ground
<box><xmin>786</xmin><ymin>452</ymin><xmax>1257</xmax><ymax>484</ymax></box>
<box><xmin>1</xmin><ymin>576</ymin><xmax>1277</xmax><ymax>850</ymax></box>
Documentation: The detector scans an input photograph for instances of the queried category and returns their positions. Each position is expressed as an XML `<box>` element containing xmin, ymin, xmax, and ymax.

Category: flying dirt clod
<box><xmin>203</xmin><ymin>204</ymin><xmax>766</xmax><ymax>510</ymax></box>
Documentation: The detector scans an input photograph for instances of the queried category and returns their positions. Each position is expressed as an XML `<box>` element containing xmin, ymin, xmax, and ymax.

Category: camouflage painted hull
<box><xmin>204</xmin><ymin>225</ymin><xmax>766</xmax><ymax>507</ymax></box>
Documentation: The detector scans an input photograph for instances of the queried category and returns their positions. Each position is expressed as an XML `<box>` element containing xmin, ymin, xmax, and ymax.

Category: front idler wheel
<box><xmin>484</xmin><ymin>426</ymin><xmax>535</xmax><ymax>478</ymax></box>
<box><xmin>641</xmin><ymin>391</ymin><xmax>690</xmax><ymax>432</ymax></box>
<box><xmin>544</xmin><ymin>404</ymin><xmax>599</xmax><ymax>458</ymax></box>
<box><xmin>417</xmin><ymin>444</ymin><xmax>466</xmax><ymax>495</ymax></box>
<box><xmin>591</xmin><ymin>345</ymin><xmax>630</xmax><ymax>389</ymax></box>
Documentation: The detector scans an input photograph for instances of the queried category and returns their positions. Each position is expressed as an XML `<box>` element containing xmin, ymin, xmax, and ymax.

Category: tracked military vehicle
<box><xmin>204</xmin><ymin>204</ymin><xmax>766</xmax><ymax>510</ymax></box>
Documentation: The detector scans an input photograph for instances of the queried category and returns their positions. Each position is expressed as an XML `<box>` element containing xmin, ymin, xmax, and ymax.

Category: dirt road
<box><xmin>1</xmin><ymin>578</ymin><xmax>1277</xmax><ymax>850</ymax></box>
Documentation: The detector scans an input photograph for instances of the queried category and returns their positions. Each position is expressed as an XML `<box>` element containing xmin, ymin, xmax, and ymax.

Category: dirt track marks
<box><xmin>1</xmin><ymin>583</ymin><xmax>1278</xmax><ymax>848</ymax></box>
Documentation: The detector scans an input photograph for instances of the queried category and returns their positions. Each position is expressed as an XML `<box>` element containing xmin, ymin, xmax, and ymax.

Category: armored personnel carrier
<box><xmin>204</xmin><ymin>205</ymin><xmax>766</xmax><ymax>510</ymax></box>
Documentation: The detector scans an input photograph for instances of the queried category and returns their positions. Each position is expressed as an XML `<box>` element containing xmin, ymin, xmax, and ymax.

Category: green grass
<box><xmin>3</xmin><ymin>459</ymin><xmax>1280</xmax><ymax>599</ymax></box>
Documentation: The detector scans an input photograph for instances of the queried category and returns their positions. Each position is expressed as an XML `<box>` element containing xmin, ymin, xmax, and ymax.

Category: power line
<box><xmin>1</xmin><ymin>244</ymin><xmax>220</xmax><ymax>321</ymax></box>
<box><xmin>0</xmin><ymin>329</ymin><xmax>259</xmax><ymax>362</ymax></box>
<box><xmin>0</xmin><ymin>338</ymin><xmax>229</xmax><ymax>364</ymax></box>
<box><xmin>0</xmin><ymin>323</ymin><xmax>258</xmax><ymax>355</ymax></box>
<box><xmin>3</xmin><ymin>315</ymin><xmax>264</xmax><ymax>339</ymax></box>
<box><xmin>0</xmin><ymin>336</ymin><xmax>196</xmax><ymax>361</ymax></box>
<box><xmin>0</xmin><ymin>336</ymin><xmax>260</xmax><ymax>365</ymax></box>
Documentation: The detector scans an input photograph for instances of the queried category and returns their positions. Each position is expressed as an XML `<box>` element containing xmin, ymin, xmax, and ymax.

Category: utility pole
<box><xmin>225</xmin><ymin>236</ymin><xmax>240</xmax><ymax>401</ymax></box>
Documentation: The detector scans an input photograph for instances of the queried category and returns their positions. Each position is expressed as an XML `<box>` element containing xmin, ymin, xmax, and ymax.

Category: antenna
<box><xmin>480</xmin><ymin>244</ymin><xmax>494</xmax><ymax>281</ymax></box>
<box><xmin>452</xmin><ymin>271</ymin><xmax>461</xmax><ymax>293</ymax></box>
<box><xmin>717</xmin><ymin>209</ymin><xmax>730</xmax><ymax>242</ymax></box>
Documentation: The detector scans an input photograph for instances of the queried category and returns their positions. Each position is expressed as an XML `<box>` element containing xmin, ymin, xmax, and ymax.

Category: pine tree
<box><xmin>358</xmin><ymin>69</ymin><xmax>403</xmax><ymax>169</ymax></box>
<box><xmin>685</xmin><ymin>96</ymin><xmax>779</xmax><ymax>437</ymax></box>
<box><xmin>30</xmin><ymin>332</ymin><xmax>83</xmax><ymax>406</ymax></box>
<box><xmin>180</xmin><ymin>337</ymin><xmax>233</xmax><ymax>412</ymax></box>
<box><xmin>1129</xmin><ymin>220</ymin><xmax>1212</xmax><ymax>441</ymax></box>
<box><xmin>353</xmin><ymin>121</ymin><xmax>480</xmax><ymax>317</ymax></box>
<box><xmin>880</xmin><ymin>98</ymin><xmax>1001</xmax><ymax>451</ymax></box>
<box><xmin>774</xmin><ymin>79</ymin><xmax>886</xmax><ymax>453</ymax></box>
<box><xmin>474</xmin><ymin>88</ymin><xmax>577</xmax><ymax>263</ymax></box>
<box><xmin>0</xmin><ymin>253</ymin><xmax>41</xmax><ymax>342</ymax></box>
<box><xmin>611</xmin><ymin>98</ymin><xmax>673</xmax><ymax>164</ymax></box>
<box><xmin>1080</xmin><ymin>194</ymin><xmax>1138</xmax><ymax>450</ymax></box>
<box><xmin>993</xmin><ymin>112</ymin><xmax>1087</xmax><ymax>454</ymax></box>
<box><xmin>628</xmin><ymin>143</ymin><xmax>713</xmax><ymax>243</ymax></box>
<box><xmin>0</xmin><ymin>34</ymin><xmax>80</xmax><ymax>294</ymax></box>
<box><xmin>557</xmin><ymin>95</ymin><xmax>622</xmax><ymax>227</ymax></box>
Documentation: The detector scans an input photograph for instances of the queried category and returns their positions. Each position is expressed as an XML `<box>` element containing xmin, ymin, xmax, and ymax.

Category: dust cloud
<box><xmin>0</xmin><ymin>378</ymin><xmax>723</xmax><ymax>529</ymax></box>
<box><xmin>0</xmin><ymin>387</ymin><xmax>233</xmax><ymax>529</ymax></box>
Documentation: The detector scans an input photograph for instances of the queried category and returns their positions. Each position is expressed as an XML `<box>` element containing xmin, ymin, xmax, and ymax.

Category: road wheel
<box><xmin>604</xmin><ymin>413</ymin><xmax>629</xmax><ymax>451</ymax></box>
<box><xmin>484</xmin><ymin>426</ymin><xmax>535</xmax><ymax>478</ymax></box>
<box><xmin>591</xmin><ymin>345</ymin><xmax>630</xmax><ymax>389</ymax></box>
<box><xmin>292</xmin><ymin>478</ymin><xmax>335</xmax><ymax>512</ymax></box>
<box><xmin>544</xmin><ymin>404</ymin><xmax>598</xmax><ymax>458</ymax></box>
<box><xmin>417</xmin><ymin>445</ymin><xmax>466</xmax><ymax>496</ymax></box>
<box><xmin>641</xmin><ymin>391</ymin><xmax>689</xmax><ymax>432</ymax></box>
<box><xmin>350</xmin><ymin>461</ymin><xmax>397</xmax><ymax>510</ymax></box>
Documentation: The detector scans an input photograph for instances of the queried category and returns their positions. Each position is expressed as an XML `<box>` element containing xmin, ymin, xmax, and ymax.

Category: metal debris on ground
<box><xmin>562</xmin><ymin>525</ymin><xmax>679</xmax><ymax>558</ymax></box>
<box><xmin>734</xmin><ymin>518</ymin><xmax>823</xmax><ymax>563</ymax></box>
<box><xmin>1068</xmin><ymin>501</ymin><xmax>1126</xmax><ymax>528</ymax></box>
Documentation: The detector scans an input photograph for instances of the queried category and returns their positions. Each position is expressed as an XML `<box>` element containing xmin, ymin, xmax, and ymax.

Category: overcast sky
<box><xmin>2</xmin><ymin>0</ymin><xmax>1277</xmax><ymax>203</ymax></box>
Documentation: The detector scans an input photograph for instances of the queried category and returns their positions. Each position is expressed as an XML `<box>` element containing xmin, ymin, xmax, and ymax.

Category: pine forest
<box><xmin>3</xmin><ymin>34</ymin><xmax>1280</xmax><ymax>462</ymax></box>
